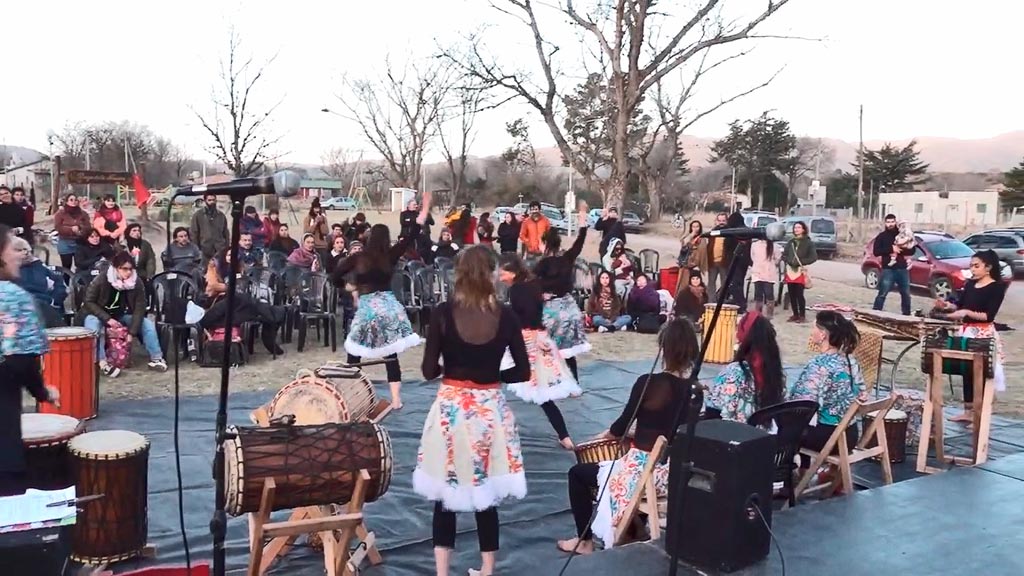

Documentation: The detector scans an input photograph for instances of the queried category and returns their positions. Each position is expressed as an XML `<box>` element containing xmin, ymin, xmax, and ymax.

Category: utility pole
<box><xmin>857</xmin><ymin>105</ymin><xmax>865</xmax><ymax>239</ymax></box>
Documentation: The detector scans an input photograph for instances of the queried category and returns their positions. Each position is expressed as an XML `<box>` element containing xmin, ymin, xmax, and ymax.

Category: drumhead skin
<box><xmin>22</xmin><ymin>414</ymin><xmax>83</xmax><ymax>442</ymax></box>
<box><xmin>867</xmin><ymin>409</ymin><xmax>908</xmax><ymax>420</ymax></box>
<box><xmin>70</xmin><ymin>430</ymin><xmax>148</xmax><ymax>457</ymax></box>
<box><xmin>47</xmin><ymin>326</ymin><xmax>96</xmax><ymax>339</ymax></box>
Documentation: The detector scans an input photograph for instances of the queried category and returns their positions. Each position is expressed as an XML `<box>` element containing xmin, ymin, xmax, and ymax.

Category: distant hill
<box><xmin>0</xmin><ymin>145</ymin><xmax>46</xmax><ymax>167</ymax></box>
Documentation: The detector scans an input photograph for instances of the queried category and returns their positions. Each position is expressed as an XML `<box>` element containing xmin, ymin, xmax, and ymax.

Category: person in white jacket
<box><xmin>750</xmin><ymin>238</ymin><xmax>781</xmax><ymax>318</ymax></box>
<box><xmin>601</xmin><ymin>237</ymin><xmax>634</xmax><ymax>297</ymax></box>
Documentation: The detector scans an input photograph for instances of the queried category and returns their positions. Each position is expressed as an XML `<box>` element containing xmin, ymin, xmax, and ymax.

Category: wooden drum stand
<box><xmin>917</xmin><ymin>349</ymin><xmax>994</xmax><ymax>474</ymax></box>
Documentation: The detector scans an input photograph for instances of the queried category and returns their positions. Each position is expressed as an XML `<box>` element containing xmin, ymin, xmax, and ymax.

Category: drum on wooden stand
<box><xmin>701</xmin><ymin>304</ymin><xmax>739</xmax><ymax>364</ymax></box>
<box><xmin>224</xmin><ymin>421</ymin><xmax>393</xmax><ymax>516</ymax></box>
<box><xmin>22</xmin><ymin>413</ymin><xmax>84</xmax><ymax>490</ymax></box>
<box><xmin>40</xmin><ymin>327</ymin><xmax>98</xmax><ymax>420</ymax></box>
<box><xmin>69</xmin><ymin>430</ymin><xmax>150</xmax><ymax>565</ymax></box>
<box><xmin>574</xmin><ymin>439</ymin><xmax>625</xmax><ymax>464</ymax></box>
<box><xmin>258</xmin><ymin>367</ymin><xmax>378</xmax><ymax>426</ymax></box>
<box><xmin>863</xmin><ymin>409</ymin><xmax>909</xmax><ymax>463</ymax></box>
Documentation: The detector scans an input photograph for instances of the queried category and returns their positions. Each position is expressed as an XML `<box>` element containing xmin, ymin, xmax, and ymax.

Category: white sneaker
<box><xmin>100</xmin><ymin>363</ymin><xmax>121</xmax><ymax>378</ymax></box>
<box><xmin>148</xmin><ymin>359</ymin><xmax>168</xmax><ymax>372</ymax></box>
<box><xmin>597</xmin><ymin>326</ymin><xmax>609</xmax><ymax>333</ymax></box>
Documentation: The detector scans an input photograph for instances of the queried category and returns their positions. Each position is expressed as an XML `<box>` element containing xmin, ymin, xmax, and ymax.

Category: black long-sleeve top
<box><xmin>0</xmin><ymin>356</ymin><xmax>50</xmax><ymax>473</ymax></box>
<box><xmin>400</xmin><ymin>210</ymin><xmax>434</xmax><ymax>240</ymax></box>
<box><xmin>872</xmin><ymin>228</ymin><xmax>915</xmax><ymax>269</ymax></box>
<box><xmin>331</xmin><ymin>231</ymin><xmax>417</xmax><ymax>293</ymax></box>
<box><xmin>956</xmin><ymin>279</ymin><xmax>1006</xmax><ymax>323</ymax></box>
<box><xmin>507</xmin><ymin>280</ymin><xmax>545</xmax><ymax>330</ymax></box>
<box><xmin>497</xmin><ymin>221</ymin><xmax>520</xmax><ymax>253</ymax></box>
<box><xmin>533</xmin><ymin>226</ymin><xmax>588</xmax><ymax>296</ymax></box>
<box><xmin>610</xmin><ymin>372</ymin><xmax>692</xmax><ymax>452</ymax></box>
<box><xmin>422</xmin><ymin>301</ymin><xmax>530</xmax><ymax>384</ymax></box>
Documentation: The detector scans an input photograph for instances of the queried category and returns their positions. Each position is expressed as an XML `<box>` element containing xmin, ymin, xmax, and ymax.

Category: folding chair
<box><xmin>612</xmin><ymin>436</ymin><xmax>668</xmax><ymax>545</ymax></box>
<box><xmin>748</xmin><ymin>400</ymin><xmax>819</xmax><ymax>508</ymax></box>
<box><xmin>795</xmin><ymin>396</ymin><xmax>896</xmax><ymax>500</ymax></box>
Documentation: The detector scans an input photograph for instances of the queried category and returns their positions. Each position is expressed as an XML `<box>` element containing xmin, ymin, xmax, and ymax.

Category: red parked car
<box><xmin>861</xmin><ymin>231</ymin><xmax>1012</xmax><ymax>299</ymax></box>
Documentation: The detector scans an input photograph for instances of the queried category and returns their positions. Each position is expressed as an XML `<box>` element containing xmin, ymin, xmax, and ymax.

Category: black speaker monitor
<box><xmin>664</xmin><ymin>419</ymin><xmax>776</xmax><ymax>573</ymax></box>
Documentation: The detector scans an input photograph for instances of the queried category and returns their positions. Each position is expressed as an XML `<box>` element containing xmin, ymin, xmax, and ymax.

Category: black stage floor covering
<box><xmin>74</xmin><ymin>359</ymin><xmax>1024</xmax><ymax>575</ymax></box>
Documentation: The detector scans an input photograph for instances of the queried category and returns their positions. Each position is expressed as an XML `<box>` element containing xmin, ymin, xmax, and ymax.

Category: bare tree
<box><xmin>439</xmin><ymin>86</ymin><xmax>484</xmax><ymax>204</ymax></box>
<box><xmin>320</xmin><ymin>147</ymin><xmax>360</xmax><ymax>191</ymax></box>
<box><xmin>192</xmin><ymin>29</ymin><xmax>283</xmax><ymax>178</ymax></box>
<box><xmin>779</xmin><ymin>137</ymin><xmax>835</xmax><ymax>212</ymax></box>
<box><xmin>444</xmin><ymin>0</ymin><xmax>793</xmax><ymax>207</ymax></box>
<box><xmin>334</xmin><ymin>57</ymin><xmax>454</xmax><ymax>191</ymax></box>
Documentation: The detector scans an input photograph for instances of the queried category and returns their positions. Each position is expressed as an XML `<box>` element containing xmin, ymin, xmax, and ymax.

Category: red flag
<box><xmin>133</xmin><ymin>173</ymin><xmax>150</xmax><ymax>207</ymax></box>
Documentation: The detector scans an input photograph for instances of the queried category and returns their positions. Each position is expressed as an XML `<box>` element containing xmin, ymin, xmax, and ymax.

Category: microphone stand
<box><xmin>665</xmin><ymin>242</ymin><xmax>747</xmax><ymax>576</ymax></box>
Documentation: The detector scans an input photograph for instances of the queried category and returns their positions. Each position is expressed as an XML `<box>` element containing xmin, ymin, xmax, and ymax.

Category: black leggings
<box><xmin>567</xmin><ymin>462</ymin><xmax>599</xmax><ymax>540</ymax></box>
<box><xmin>541</xmin><ymin>401</ymin><xmax>569</xmax><ymax>440</ymax></box>
<box><xmin>432</xmin><ymin>501</ymin><xmax>499</xmax><ymax>551</ymax></box>
<box><xmin>962</xmin><ymin>372</ymin><xmax>976</xmax><ymax>404</ymax></box>
<box><xmin>59</xmin><ymin>252</ymin><xmax>74</xmax><ymax>270</ymax></box>
<box><xmin>347</xmin><ymin>353</ymin><xmax>401</xmax><ymax>382</ymax></box>
<box><xmin>787</xmin><ymin>283</ymin><xmax>807</xmax><ymax>318</ymax></box>
<box><xmin>566</xmin><ymin>357</ymin><xmax>578</xmax><ymax>382</ymax></box>
<box><xmin>800</xmin><ymin>423</ymin><xmax>859</xmax><ymax>468</ymax></box>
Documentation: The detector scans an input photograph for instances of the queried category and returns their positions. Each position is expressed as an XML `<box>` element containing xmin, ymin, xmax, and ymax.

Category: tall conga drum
<box><xmin>40</xmin><ymin>327</ymin><xmax>98</xmax><ymax>420</ymax></box>
<box><xmin>701</xmin><ymin>303</ymin><xmax>739</xmax><ymax>363</ymax></box>
<box><xmin>22</xmin><ymin>413</ymin><xmax>85</xmax><ymax>490</ymax></box>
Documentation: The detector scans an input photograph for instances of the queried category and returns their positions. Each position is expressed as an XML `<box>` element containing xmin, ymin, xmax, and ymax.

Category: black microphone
<box><xmin>174</xmin><ymin>170</ymin><xmax>301</xmax><ymax>198</ymax></box>
<box><xmin>701</xmin><ymin>221</ymin><xmax>786</xmax><ymax>241</ymax></box>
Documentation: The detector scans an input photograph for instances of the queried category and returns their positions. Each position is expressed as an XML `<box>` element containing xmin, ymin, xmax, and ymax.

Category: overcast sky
<box><xmin>3</xmin><ymin>0</ymin><xmax>1021</xmax><ymax>165</ymax></box>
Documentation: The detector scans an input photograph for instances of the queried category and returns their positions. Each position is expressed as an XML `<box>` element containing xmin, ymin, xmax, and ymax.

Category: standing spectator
<box><xmin>586</xmin><ymin>270</ymin><xmax>631</xmax><ymax>332</ymax></box>
<box><xmin>305</xmin><ymin>203</ymin><xmax>330</xmax><ymax>263</ymax></box>
<box><xmin>750</xmin><ymin>237</ymin><xmax>780</xmax><ymax>318</ymax></box>
<box><xmin>161</xmin><ymin>227</ymin><xmax>202</xmax><ymax>272</ymax></box>
<box><xmin>496</xmin><ymin>212</ymin><xmax>520</xmax><ymax>254</ymax></box>
<box><xmin>705</xmin><ymin>212</ymin><xmax>728</xmax><ymax>302</ymax></box>
<box><xmin>782</xmin><ymin>221</ymin><xmax>817</xmax><ymax>323</ymax></box>
<box><xmin>871</xmin><ymin>213</ymin><xmax>913</xmax><ymax>316</ymax></box>
<box><xmin>124</xmin><ymin>223</ymin><xmax>157</xmax><ymax>281</ymax></box>
<box><xmin>11</xmin><ymin>187</ymin><xmax>34</xmax><ymax>243</ymax></box>
<box><xmin>477</xmin><ymin>212</ymin><xmax>495</xmax><ymax>247</ymax></box>
<box><xmin>53</xmin><ymin>193</ymin><xmax>91</xmax><ymax>269</ymax></box>
<box><xmin>452</xmin><ymin>204</ymin><xmax>477</xmax><ymax>246</ymax></box>
<box><xmin>594</xmin><ymin>206</ymin><xmax>626</xmax><ymax>259</ymax></box>
<box><xmin>240</xmin><ymin>206</ymin><xmax>267</xmax><ymax>250</ymax></box>
<box><xmin>518</xmin><ymin>201</ymin><xmax>550</xmax><ymax>257</ymax></box>
<box><xmin>93</xmin><ymin>194</ymin><xmax>127</xmax><ymax>248</ymax></box>
<box><xmin>400</xmin><ymin>197</ymin><xmax>435</xmax><ymax>259</ymax></box>
<box><xmin>190</xmin><ymin>193</ymin><xmax>230</xmax><ymax>268</ymax></box>
<box><xmin>262</xmin><ymin>209</ymin><xmax>283</xmax><ymax>244</ymax></box>
<box><xmin>0</xmin><ymin>186</ymin><xmax>29</xmax><ymax>243</ymax></box>
<box><xmin>676</xmin><ymin>219</ymin><xmax>708</xmax><ymax>292</ymax></box>
<box><xmin>722</xmin><ymin>212</ymin><xmax>751</xmax><ymax>314</ymax></box>
<box><xmin>75</xmin><ymin>229</ymin><xmax>114</xmax><ymax>271</ymax></box>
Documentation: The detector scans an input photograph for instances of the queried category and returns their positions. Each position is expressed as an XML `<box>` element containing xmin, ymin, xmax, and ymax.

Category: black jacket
<box><xmin>872</xmin><ymin>228</ymin><xmax>915</xmax><ymax>269</ymax></box>
<box><xmin>595</xmin><ymin>217</ymin><xmax>626</xmax><ymax>257</ymax></box>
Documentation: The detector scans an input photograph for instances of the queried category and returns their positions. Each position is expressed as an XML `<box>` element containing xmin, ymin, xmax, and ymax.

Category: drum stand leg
<box><xmin>917</xmin><ymin>350</ymin><xmax>991</xmax><ymax>473</ymax></box>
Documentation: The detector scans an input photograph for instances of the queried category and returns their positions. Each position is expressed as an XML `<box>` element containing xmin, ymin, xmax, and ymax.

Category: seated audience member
<box><xmin>268</xmin><ymin>223</ymin><xmax>299</xmax><ymax>255</ymax></box>
<box><xmin>12</xmin><ymin>237</ymin><xmax>66</xmax><ymax>327</ymax></box>
<box><xmin>75</xmin><ymin>229</ymin><xmax>115</xmax><ymax>272</ymax></box>
<box><xmin>240</xmin><ymin>205</ymin><xmax>267</xmax><ymax>250</ymax></box>
<box><xmin>162</xmin><ymin>227</ymin><xmax>202</xmax><ymax>272</ymax></box>
<box><xmin>558</xmin><ymin>318</ymin><xmax>697</xmax><ymax>553</ymax></box>
<box><xmin>199</xmin><ymin>247</ymin><xmax>285</xmax><ymax>355</ymax></box>
<box><xmin>673</xmin><ymin>268</ymin><xmax>708</xmax><ymax>324</ymax></box>
<box><xmin>286</xmin><ymin>233</ymin><xmax>322</xmax><ymax>272</ymax></box>
<box><xmin>325</xmin><ymin>234</ymin><xmax>348</xmax><ymax>274</ymax></box>
<box><xmin>586</xmin><ymin>270</ymin><xmax>631</xmax><ymax>332</ymax></box>
<box><xmin>343</xmin><ymin>212</ymin><xmax>371</xmax><ymax>243</ymax></box>
<box><xmin>626</xmin><ymin>273</ymin><xmax>664</xmax><ymax>332</ymax></box>
<box><xmin>124</xmin><ymin>223</ymin><xmax>157</xmax><ymax>281</ymax></box>
<box><xmin>705</xmin><ymin>311</ymin><xmax>784</xmax><ymax>423</ymax></box>
<box><xmin>78</xmin><ymin>252</ymin><xmax>167</xmax><ymax>377</ymax></box>
<box><xmin>428</xmin><ymin>228</ymin><xmax>460</xmax><ymax>263</ymax></box>
<box><xmin>602</xmin><ymin>238</ymin><xmax>634</xmax><ymax>296</ymax></box>
<box><xmin>237</xmin><ymin>232</ymin><xmax>263</xmax><ymax>268</ymax></box>
<box><xmin>788</xmin><ymin>311</ymin><xmax>867</xmax><ymax>460</ymax></box>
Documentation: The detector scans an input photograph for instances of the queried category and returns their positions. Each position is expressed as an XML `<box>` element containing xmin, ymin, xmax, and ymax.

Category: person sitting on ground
<box><xmin>325</xmin><ymin>234</ymin><xmax>348</xmax><ymax>274</ymax></box>
<box><xmin>75</xmin><ymin>228</ymin><xmax>115</xmax><ymax>272</ymax></box>
<box><xmin>286</xmin><ymin>233</ymin><xmax>322</xmax><ymax>272</ymax></box>
<box><xmin>788</xmin><ymin>310</ymin><xmax>867</xmax><ymax>463</ymax></box>
<box><xmin>124</xmin><ymin>223</ymin><xmax>156</xmax><ymax>281</ymax></box>
<box><xmin>586</xmin><ymin>269</ymin><xmax>631</xmax><ymax>332</ymax></box>
<box><xmin>626</xmin><ymin>273</ymin><xmax>664</xmax><ymax>332</ymax></box>
<box><xmin>161</xmin><ymin>227</ymin><xmax>202</xmax><ymax>272</ymax></box>
<box><xmin>558</xmin><ymin>317</ymin><xmax>697</xmax><ymax>554</ymax></box>
<box><xmin>267</xmin><ymin>223</ymin><xmax>299</xmax><ymax>256</ymax></box>
<box><xmin>602</xmin><ymin>238</ymin><xmax>634</xmax><ymax>297</ymax></box>
<box><xmin>673</xmin><ymin>268</ymin><xmax>708</xmax><ymax>325</ymax></box>
<box><xmin>11</xmin><ymin>237</ymin><xmax>66</xmax><ymax>328</ymax></box>
<box><xmin>79</xmin><ymin>252</ymin><xmax>167</xmax><ymax>377</ymax></box>
<box><xmin>704</xmin><ymin>311</ymin><xmax>785</xmax><ymax>424</ymax></box>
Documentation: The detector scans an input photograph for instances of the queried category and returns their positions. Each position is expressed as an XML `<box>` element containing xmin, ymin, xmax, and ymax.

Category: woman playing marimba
<box><xmin>556</xmin><ymin>317</ymin><xmax>697</xmax><ymax>554</ymax></box>
<box><xmin>932</xmin><ymin>249</ymin><xmax>1007</xmax><ymax>422</ymax></box>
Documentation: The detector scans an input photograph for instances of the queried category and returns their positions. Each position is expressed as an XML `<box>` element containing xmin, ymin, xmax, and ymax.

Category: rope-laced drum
<box><xmin>574</xmin><ymin>438</ymin><xmax>625</xmax><ymax>464</ymax></box>
<box><xmin>258</xmin><ymin>366</ymin><xmax>377</xmax><ymax>426</ymax></box>
<box><xmin>22</xmin><ymin>413</ymin><xmax>84</xmax><ymax>491</ymax></box>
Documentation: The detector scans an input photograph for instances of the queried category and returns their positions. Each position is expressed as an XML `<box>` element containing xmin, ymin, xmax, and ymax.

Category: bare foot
<box><xmin>557</xmin><ymin>537</ymin><xmax>595</xmax><ymax>555</ymax></box>
<box><xmin>949</xmin><ymin>412</ymin><xmax>973</xmax><ymax>423</ymax></box>
<box><xmin>391</xmin><ymin>398</ymin><xmax>404</xmax><ymax>410</ymax></box>
<box><xmin>560</xmin><ymin>437</ymin><xmax>576</xmax><ymax>451</ymax></box>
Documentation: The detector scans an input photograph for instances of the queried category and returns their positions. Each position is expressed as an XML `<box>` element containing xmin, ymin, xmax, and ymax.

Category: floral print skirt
<box><xmin>412</xmin><ymin>382</ymin><xmax>527</xmax><ymax>512</ymax></box>
<box><xmin>344</xmin><ymin>291</ymin><xmax>421</xmax><ymax>359</ymax></box>
<box><xmin>500</xmin><ymin>329</ymin><xmax>582</xmax><ymax>404</ymax></box>
<box><xmin>957</xmin><ymin>323</ymin><xmax>1005</xmax><ymax>392</ymax></box>
<box><xmin>542</xmin><ymin>294</ymin><xmax>591</xmax><ymax>359</ymax></box>
<box><xmin>593</xmin><ymin>447</ymin><xmax>669</xmax><ymax>547</ymax></box>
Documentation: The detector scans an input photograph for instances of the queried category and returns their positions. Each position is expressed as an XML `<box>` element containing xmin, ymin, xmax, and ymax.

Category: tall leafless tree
<box><xmin>444</xmin><ymin>0</ymin><xmax>793</xmax><ymax>208</ymax></box>
<box><xmin>438</xmin><ymin>86</ymin><xmax>484</xmax><ymax>204</ymax></box>
<box><xmin>334</xmin><ymin>57</ymin><xmax>454</xmax><ymax>191</ymax></box>
<box><xmin>192</xmin><ymin>29</ymin><xmax>283</xmax><ymax>178</ymax></box>
<box><xmin>780</xmin><ymin>137</ymin><xmax>835</xmax><ymax>212</ymax></box>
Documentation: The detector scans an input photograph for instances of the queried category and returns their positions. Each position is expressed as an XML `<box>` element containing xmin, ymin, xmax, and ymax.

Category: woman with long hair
<box><xmin>305</xmin><ymin>202</ymin><xmax>330</xmax><ymax>263</ymax></box>
<box><xmin>200</xmin><ymin>246</ymin><xmax>285</xmax><ymax>356</ymax></box>
<box><xmin>534</xmin><ymin>205</ymin><xmax>590</xmax><ymax>381</ymax></box>
<box><xmin>93</xmin><ymin>193</ymin><xmax>127</xmax><ymax>248</ymax></box>
<box><xmin>750</xmin><ymin>237</ymin><xmax>780</xmax><ymax>318</ymax></box>
<box><xmin>673</xmin><ymin>268</ymin><xmax>708</xmax><ymax>324</ymax></box>
<box><xmin>557</xmin><ymin>317</ymin><xmax>698</xmax><ymax>553</ymax></box>
<box><xmin>499</xmin><ymin>254</ymin><xmax>581</xmax><ymax>450</ymax></box>
<box><xmin>477</xmin><ymin>212</ymin><xmax>495</xmax><ymax>247</ymax></box>
<box><xmin>789</xmin><ymin>311</ymin><xmax>866</xmax><ymax>454</ymax></box>
<box><xmin>331</xmin><ymin>193</ymin><xmax>431</xmax><ymax>409</ymax></box>
<box><xmin>676</xmin><ymin>219</ymin><xmax>708</xmax><ymax>292</ymax></box>
<box><xmin>125</xmin><ymin>223</ymin><xmax>156</xmax><ymax>281</ymax></box>
<box><xmin>74</xmin><ymin>228</ymin><xmax>115</xmax><ymax>272</ymax></box>
<box><xmin>932</xmin><ymin>249</ymin><xmax>1007</xmax><ymax>422</ymax></box>
<box><xmin>496</xmin><ymin>212</ymin><xmax>520</xmax><ymax>254</ymax></box>
<box><xmin>782</xmin><ymin>221</ymin><xmax>817</xmax><ymax>323</ymax></box>
<box><xmin>705</xmin><ymin>311</ymin><xmax>785</xmax><ymax>423</ymax></box>
<box><xmin>287</xmin><ymin>233</ymin><xmax>322</xmax><ymax>272</ymax></box>
<box><xmin>415</xmin><ymin>245</ymin><xmax>531</xmax><ymax>576</ymax></box>
<box><xmin>586</xmin><ymin>269</ymin><xmax>631</xmax><ymax>332</ymax></box>
<box><xmin>0</xmin><ymin>225</ymin><xmax>61</xmax><ymax>496</ymax></box>
<box><xmin>53</xmin><ymin>192</ymin><xmax>91</xmax><ymax>269</ymax></box>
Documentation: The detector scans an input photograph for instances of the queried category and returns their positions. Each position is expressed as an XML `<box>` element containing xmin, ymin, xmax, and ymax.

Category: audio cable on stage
<box><xmin>753</xmin><ymin>504</ymin><xmax>785</xmax><ymax>576</ymax></box>
<box><xmin>173</xmin><ymin>333</ymin><xmax>193</xmax><ymax>573</ymax></box>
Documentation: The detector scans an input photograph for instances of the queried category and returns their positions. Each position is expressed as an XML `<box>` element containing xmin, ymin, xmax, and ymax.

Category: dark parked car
<box><xmin>963</xmin><ymin>231</ymin><xmax>1024</xmax><ymax>277</ymax></box>
<box><xmin>780</xmin><ymin>215</ymin><xmax>838</xmax><ymax>259</ymax></box>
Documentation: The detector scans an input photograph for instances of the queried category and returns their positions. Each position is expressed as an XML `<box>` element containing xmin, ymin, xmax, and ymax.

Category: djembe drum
<box><xmin>224</xmin><ymin>422</ymin><xmax>393</xmax><ymax>516</ymax></box>
<box><xmin>863</xmin><ymin>409</ymin><xmax>909</xmax><ymax>463</ymax></box>
<box><xmin>40</xmin><ymin>327</ymin><xmax>98</xmax><ymax>420</ymax></box>
<box><xmin>69</xmin><ymin>430</ymin><xmax>150</xmax><ymax>565</ymax></box>
<box><xmin>574</xmin><ymin>439</ymin><xmax>625</xmax><ymax>464</ymax></box>
<box><xmin>701</xmin><ymin>304</ymin><xmax>739</xmax><ymax>364</ymax></box>
<box><xmin>22</xmin><ymin>413</ymin><xmax>85</xmax><ymax>490</ymax></box>
<box><xmin>260</xmin><ymin>368</ymin><xmax>378</xmax><ymax>426</ymax></box>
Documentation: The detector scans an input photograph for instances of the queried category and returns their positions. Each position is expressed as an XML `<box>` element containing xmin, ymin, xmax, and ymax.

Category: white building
<box><xmin>877</xmin><ymin>189</ymin><xmax>1001</xmax><ymax>227</ymax></box>
<box><xmin>1</xmin><ymin>157</ymin><xmax>51</xmax><ymax>191</ymax></box>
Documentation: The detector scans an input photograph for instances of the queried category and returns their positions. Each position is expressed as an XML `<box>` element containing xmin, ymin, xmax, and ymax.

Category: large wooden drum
<box><xmin>224</xmin><ymin>422</ymin><xmax>393</xmax><ymax>516</ymax></box>
<box><xmin>40</xmin><ymin>327</ymin><xmax>98</xmax><ymax>420</ymax></box>
<box><xmin>701</xmin><ymin>304</ymin><xmax>739</xmax><ymax>364</ymax></box>
<box><xmin>259</xmin><ymin>367</ymin><xmax>379</xmax><ymax>425</ymax></box>
<box><xmin>863</xmin><ymin>409</ymin><xmax>909</xmax><ymax>463</ymax></box>
<box><xmin>22</xmin><ymin>413</ymin><xmax>85</xmax><ymax>491</ymax></box>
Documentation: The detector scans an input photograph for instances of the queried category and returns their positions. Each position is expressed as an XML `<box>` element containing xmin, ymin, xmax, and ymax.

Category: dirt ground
<box><xmin>30</xmin><ymin>202</ymin><xmax>1024</xmax><ymax>417</ymax></box>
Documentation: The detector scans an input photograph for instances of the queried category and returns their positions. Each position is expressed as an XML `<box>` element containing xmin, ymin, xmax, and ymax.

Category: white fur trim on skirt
<box><xmin>558</xmin><ymin>342</ymin><xmax>592</xmax><ymax>359</ymax></box>
<box><xmin>343</xmin><ymin>332</ymin><xmax>422</xmax><ymax>359</ymax></box>
<box><xmin>412</xmin><ymin>468</ymin><xmax>527</xmax><ymax>513</ymax></box>
<box><xmin>592</xmin><ymin>459</ymin><xmax>618</xmax><ymax>547</ymax></box>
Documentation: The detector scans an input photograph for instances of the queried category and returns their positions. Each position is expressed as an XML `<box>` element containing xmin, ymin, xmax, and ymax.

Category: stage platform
<box><xmin>28</xmin><ymin>358</ymin><xmax>1024</xmax><ymax>575</ymax></box>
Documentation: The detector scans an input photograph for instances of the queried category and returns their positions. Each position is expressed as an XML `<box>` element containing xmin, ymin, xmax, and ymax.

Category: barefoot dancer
<box><xmin>414</xmin><ymin>245</ymin><xmax>531</xmax><ymax>576</ymax></box>
<box><xmin>534</xmin><ymin>205</ymin><xmax>590</xmax><ymax>381</ymax></box>
<box><xmin>557</xmin><ymin>317</ymin><xmax>697</xmax><ymax>553</ymax></box>
<box><xmin>499</xmin><ymin>254</ymin><xmax>581</xmax><ymax>450</ymax></box>
<box><xmin>330</xmin><ymin>192</ymin><xmax>431</xmax><ymax>409</ymax></box>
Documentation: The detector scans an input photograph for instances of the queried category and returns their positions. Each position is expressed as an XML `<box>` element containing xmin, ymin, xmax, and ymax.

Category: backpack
<box><xmin>105</xmin><ymin>322</ymin><xmax>131</xmax><ymax>369</ymax></box>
